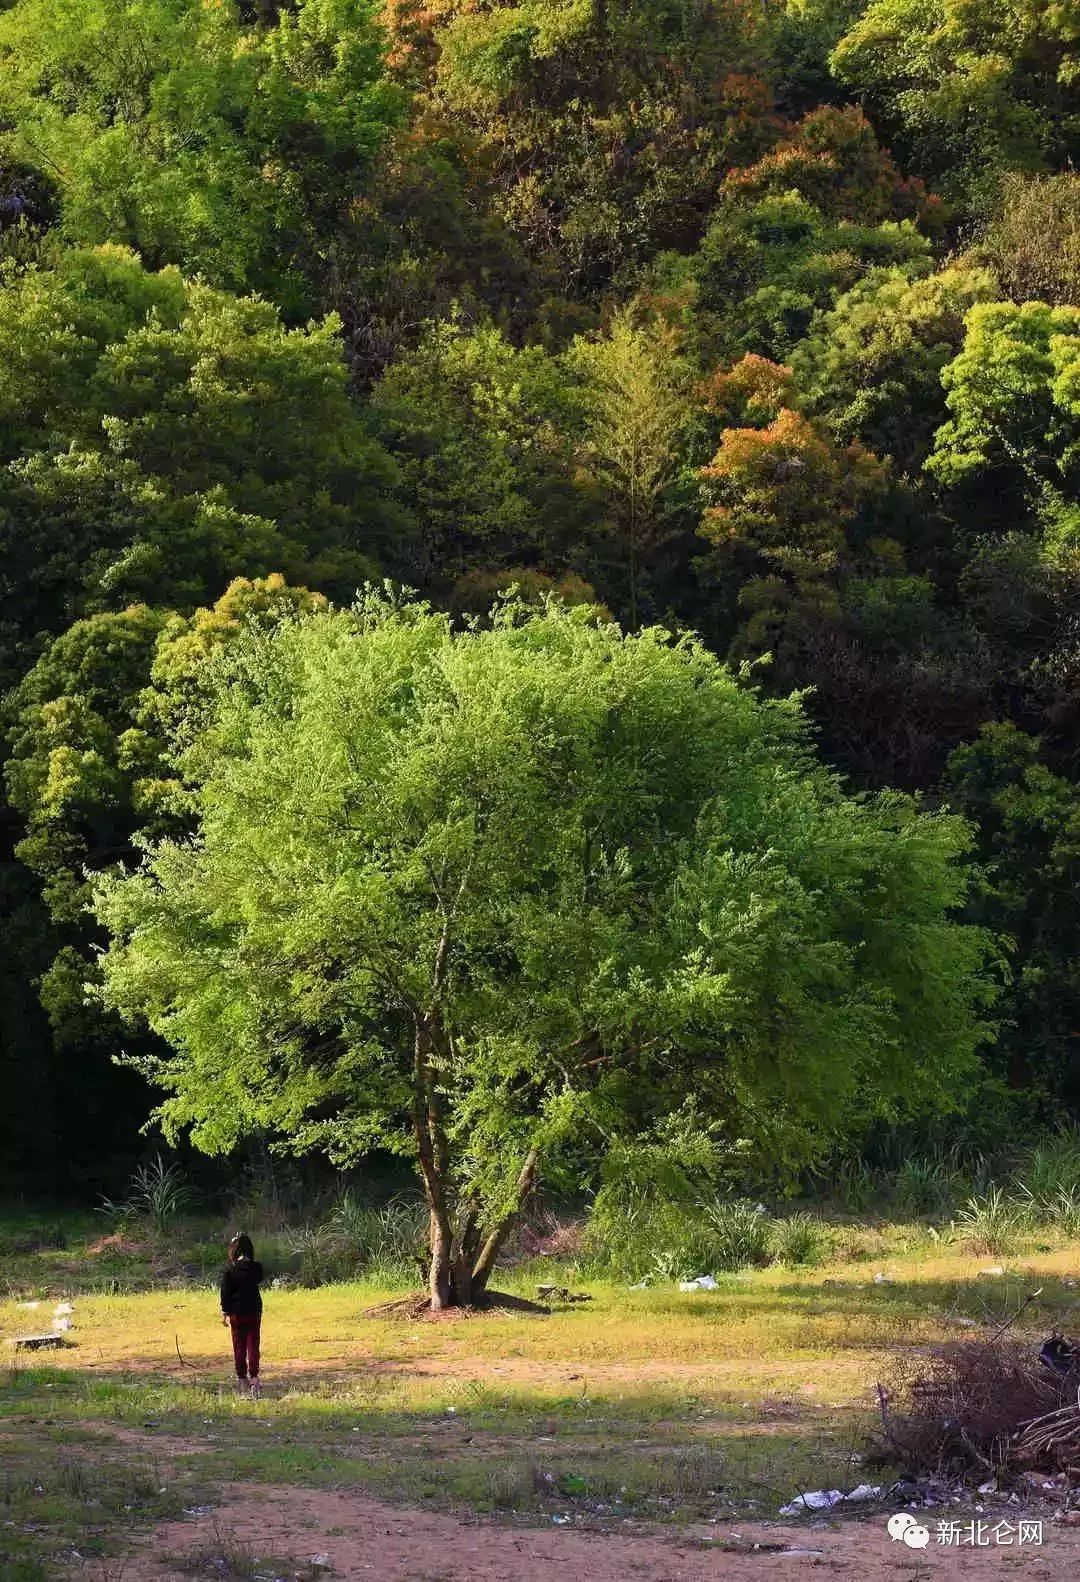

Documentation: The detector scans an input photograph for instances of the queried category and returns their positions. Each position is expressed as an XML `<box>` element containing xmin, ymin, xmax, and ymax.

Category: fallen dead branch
<box><xmin>1014</xmin><ymin>1394</ymin><xmax>1080</xmax><ymax>1466</ymax></box>
<box><xmin>175</xmin><ymin>1333</ymin><xmax>198</xmax><ymax>1370</ymax></box>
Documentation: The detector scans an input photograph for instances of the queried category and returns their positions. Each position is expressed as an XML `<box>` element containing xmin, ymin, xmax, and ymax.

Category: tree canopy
<box><xmin>0</xmin><ymin>244</ymin><xmax>401</xmax><ymax>686</ymax></box>
<box><xmin>95</xmin><ymin>595</ymin><xmax>992</xmax><ymax>1301</ymax></box>
<box><xmin>0</xmin><ymin>0</ymin><xmax>402</xmax><ymax>310</ymax></box>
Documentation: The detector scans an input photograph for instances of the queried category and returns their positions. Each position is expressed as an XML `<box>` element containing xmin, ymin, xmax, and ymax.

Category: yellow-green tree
<box><xmin>569</xmin><ymin>313</ymin><xmax>693</xmax><ymax>626</ymax></box>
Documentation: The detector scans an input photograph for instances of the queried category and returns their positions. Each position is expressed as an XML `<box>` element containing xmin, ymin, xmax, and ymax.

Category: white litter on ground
<box><xmin>779</xmin><ymin>1484</ymin><xmax>882</xmax><ymax>1516</ymax></box>
<box><xmin>780</xmin><ymin>1490</ymin><xmax>844</xmax><ymax>1515</ymax></box>
<box><xmin>844</xmin><ymin>1483</ymin><xmax>883</xmax><ymax>1502</ymax></box>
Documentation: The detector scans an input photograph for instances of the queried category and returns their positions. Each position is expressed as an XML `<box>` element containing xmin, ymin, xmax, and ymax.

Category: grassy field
<box><xmin>2</xmin><ymin>1223</ymin><xmax>1080</xmax><ymax>1578</ymax></box>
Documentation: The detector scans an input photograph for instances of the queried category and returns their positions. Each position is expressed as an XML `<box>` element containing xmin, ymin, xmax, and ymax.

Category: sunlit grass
<box><xmin>4</xmin><ymin>1241</ymin><xmax>1078</xmax><ymax>1412</ymax></box>
<box><xmin>2</xmin><ymin>1234</ymin><xmax>1079</xmax><ymax>1575</ymax></box>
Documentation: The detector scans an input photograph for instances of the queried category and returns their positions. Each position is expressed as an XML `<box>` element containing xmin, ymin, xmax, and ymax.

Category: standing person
<box><xmin>220</xmin><ymin>1232</ymin><xmax>264</xmax><ymax>1398</ymax></box>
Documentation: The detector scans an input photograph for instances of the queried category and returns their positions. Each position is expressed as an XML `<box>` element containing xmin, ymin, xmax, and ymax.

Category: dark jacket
<box><xmin>220</xmin><ymin>1257</ymin><xmax>263</xmax><ymax>1317</ymax></box>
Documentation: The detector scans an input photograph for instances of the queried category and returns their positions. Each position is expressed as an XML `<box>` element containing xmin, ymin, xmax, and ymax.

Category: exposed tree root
<box><xmin>363</xmin><ymin>1289</ymin><xmax>551</xmax><ymax>1320</ymax></box>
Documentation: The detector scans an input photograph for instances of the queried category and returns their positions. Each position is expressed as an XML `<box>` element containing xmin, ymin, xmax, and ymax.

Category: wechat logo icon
<box><xmin>888</xmin><ymin>1513</ymin><xmax>930</xmax><ymax>1548</ymax></box>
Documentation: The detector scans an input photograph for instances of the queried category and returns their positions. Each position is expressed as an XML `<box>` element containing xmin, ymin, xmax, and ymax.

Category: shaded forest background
<box><xmin>2</xmin><ymin>0</ymin><xmax>1080</xmax><ymax>1196</ymax></box>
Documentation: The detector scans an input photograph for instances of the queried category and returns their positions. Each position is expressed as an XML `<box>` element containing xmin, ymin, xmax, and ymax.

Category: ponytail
<box><xmin>228</xmin><ymin>1232</ymin><xmax>255</xmax><ymax>1262</ymax></box>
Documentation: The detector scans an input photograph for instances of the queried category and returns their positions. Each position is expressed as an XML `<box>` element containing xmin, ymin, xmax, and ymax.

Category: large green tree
<box><xmin>0</xmin><ymin>244</ymin><xmax>403</xmax><ymax>683</ymax></box>
<box><xmin>418</xmin><ymin>0</ymin><xmax>775</xmax><ymax>295</ymax></box>
<box><xmin>832</xmin><ymin>0</ymin><xmax>1080</xmax><ymax>203</ymax></box>
<box><xmin>371</xmin><ymin>317</ymin><xmax>587</xmax><ymax>595</ymax></box>
<box><xmin>0</xmin><ymin>0</ymin><xmax>402</xmax><ymax>311</ymax></box>
<box><xmin>655</xmin><ymin>190</ymin><xmax>933</xmax><ymax>368</ymax></box>
<box><xmin>96</xmin><ymin>594</ymin><xmax>992</xmax><ymax>1305</ymax></box>
<box><xmin>926</xmin><ymin>298</ymin><xmax>1080</xmax><ymax>550</ymax></box>
<box><xmin>0</xmin><ymin>577</ymin><xmax>325</xmax><ymax>1187</ymax></box>
<box><xmin>945</xmin><ymin>723</ymin><xmax>1080</xmax><ymax>1114</ymax></box>
<box><xmin>794</xmin><ymin>264</ymin><xmax>997</xmax><ymax>471</ymax></box>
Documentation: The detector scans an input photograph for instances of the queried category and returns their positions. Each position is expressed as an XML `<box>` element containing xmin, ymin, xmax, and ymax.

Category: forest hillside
<box><xmin>2</xmin><ymin>0</ymin><xmax>1079</xmax><ymax>1201</ymax></box>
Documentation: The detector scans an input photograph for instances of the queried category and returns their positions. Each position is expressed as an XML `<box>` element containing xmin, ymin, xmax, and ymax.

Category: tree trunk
<box><xmin>414</xmin><ymin>1014</ymin><xmax>541</xmax><ymax>1307</ymax></box>
<box><xmin>428</xmin><ymin>1208</ymin><xmax>453</xmax><ymax>1310</ymax></box>
<box><xmin>413</xmin><ymin>1013</ymin><xmax>454</xmax><ymax>1309</ymax></box>
<box><xmin>470</xmin><ymin>1148</ymin><xmax>540</xmax><ymax>1298</ymax></box>
<box><xmin>448</xmin><ymin>1208</ymin><xmax>481</xmax><ymax>1306</ymax></box>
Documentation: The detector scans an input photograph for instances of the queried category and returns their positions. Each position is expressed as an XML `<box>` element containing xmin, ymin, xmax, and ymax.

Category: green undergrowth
<box><xmin>6</xmin><ymin>1149</ymin><xmax>1080</xmax><ymax>1300</ymax></box>
<box><xmin>0</xmin><ymin>1364</ymin><xmax>871</xmax><ymax>1577</ymax></box>
<box><xmin>0</xmin><ymin>1414</ymin><xmax>196</xmax><ymax>1578</ymax></box>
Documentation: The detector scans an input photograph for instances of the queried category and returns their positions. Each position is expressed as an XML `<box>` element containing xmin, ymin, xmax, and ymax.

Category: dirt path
<box><xmin>130</xmin><ymin>1483</ymin><xmax>1076</xmax><ymax>1580</ymax></box>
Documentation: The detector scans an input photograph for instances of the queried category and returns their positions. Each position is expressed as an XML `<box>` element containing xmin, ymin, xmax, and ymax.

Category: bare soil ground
<box><xmin>130</xmin><ymin>1482</ymin><xmax>1076</xmax><ymax>1581</ymax></box>
<box><xmin>10</xmin><ymin>1262</ymin><xmax>1080</xmax><ymax>1579</ymax></box>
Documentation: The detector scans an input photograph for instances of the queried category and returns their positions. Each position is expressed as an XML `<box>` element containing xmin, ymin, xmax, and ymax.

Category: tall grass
<box><xmin>97</xmin><ymin>1154</ymin><xmax>193</xmax><ymax>1233</ymax></box>
<box><xmin>286</xmin><ymin>1194</ymin><xmax>427</xmax><ymax>1286</ymax></box>
<box><xmin>817</xmin><ymin>1140</ymin><xmax>992</xmax><ymax>1219</ymax></box>
<box><xmin>770</xmin><ymin>1212</ymin><xmax>826</xmax><ymax>1267</ymax></box>
<box><xmin>1013</xmin><ymin>1130</ymin><xmax>1080</xmax><ymax>1207</ymax></box>
<box><xmin>892</xmin><ymin>1155</ymin><xmax>961</xmax><ymax>1219</ymax></box>
<box><xmin>696</xmin><ymin>1200</ymin><xmax>771</xmax><ymax>1272</ymax></box>
<box><xmin>954</xmin><ymin>1186</ymin><xmax>1028</xmax><ymax>1255</ymax></box>
<box><xmin>328</xmin><ymin>1192</ymin><xmax>425</xmax><ymax>1260</ymax></box>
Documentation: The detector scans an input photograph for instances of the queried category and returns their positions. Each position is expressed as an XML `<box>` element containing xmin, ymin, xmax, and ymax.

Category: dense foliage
<box><xmin>93</xmin><ymin>596</ymin><xmax>991</xmax><ymax>1302</ymax></box>
<box><xmin>2</xmin><ymin>0</ymin><xmax>1079</xmax><ymax>1197</ymax></box>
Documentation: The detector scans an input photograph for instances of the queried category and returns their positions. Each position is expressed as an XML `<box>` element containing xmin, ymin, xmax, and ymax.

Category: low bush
<box><xmin>771</xmin><ymin>1212</ymin><xmax>826</xmax><ymax>1267</ymax></box>
<box><xmin>288</xmin><ymin>1224</ymin><xmax>363</xmax><ymax>1287</ymax></box>
<box><xmin>97</xmin><ymin>1154</ymin><xmax>193</xmax><ymax>1234</ymax></box>
<box><xmin>282</xmin><ymin>1194</ymin><xmax>428</xmax><ymax>1286</ymax></box>
<box><xmin>326</xmin><ymin>1192</ymin><xmax>427</xmax><ymax>1281</ymax></box>
<box><xmin>697</xmin><ymin>1199</ymin><xmax>772</xmax><ymax>1272</ymax></box>
<box><xmin>828</xmin><ymin>1225</ymin><xmax>884</xmax><ymax>1263</ymax></box>
<box><xmin>507</xmin><ymin>1209</ymin><xmax>584</xmax><ymax>1263</ymax></box>
<box><xmin>584</xmin><ymin>1195</ymin><xmax>771</xmax><ymax>1280</ymax></box>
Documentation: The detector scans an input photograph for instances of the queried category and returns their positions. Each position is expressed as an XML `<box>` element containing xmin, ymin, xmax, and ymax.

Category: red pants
<box><xmin>228</xmin><ymin>1315</ymin><xmax>261</xmax><ymax>1379</ymax></box>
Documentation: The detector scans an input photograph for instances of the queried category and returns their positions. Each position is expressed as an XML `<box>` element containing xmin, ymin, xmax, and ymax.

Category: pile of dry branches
<box><xmin>1015</xmin><ymin>1399</ymin><xmax>1080</xmax><ymax>1468</ymax></box>
<box><xmin>873</xmin><ymin>1339</ymin><xmax>1080</xmax><ymax>1477</ymax></box>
